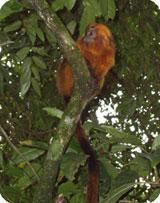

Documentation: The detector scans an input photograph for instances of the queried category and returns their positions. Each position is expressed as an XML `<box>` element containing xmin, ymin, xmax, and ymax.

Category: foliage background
<box><xmin>0</xmin><ymin>0</ymin><xmax>160</xmax><ymax>202</ymax></box>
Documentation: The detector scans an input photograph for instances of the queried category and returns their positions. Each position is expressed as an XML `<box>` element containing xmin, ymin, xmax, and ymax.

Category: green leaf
<box><xmin>32</xmin><ymin>56</ymin><xmax>47</xmax><ymax>69</ymax></box>
<box><xmin>149</xmin><ymin>188</ymin><xmax>160</xmax><ymax>202</ymax></box>
<box><xmin>0</xmin><ymin>31</ymin><xmax>9</xmax><ymax>45</ymax></box>
<box><xmin>61</xmin><ymin>152</ymin><xmax>87</xmax><ymax>181</ymax></box>
<box><xmin>111</xmin><ymin>144</ymin><xmax>132</xmax><ymax>153</ymax></box>
<box><xmin>52</xmin><ymin>0</ymin><xmax>65</xmax><ymax>11</ymax></box>
<box><xmin>0</xmin><ymin>69</ymin><xmax>4</xmax><ymax>95</ymax></box>
<box><xmin>35</xmin><ymin>27</ymin><xmax>45</xmax><ymax>42</ymax></box>
<box><xmin>58</xmin><ymin>182</ymin><xmax>78</xmax><ymax>198</ymax></box>
<box><xmin>100</xmin><ymin>158</ymin><xmax>119</xmax><ymax>179</ymax></box>
<box><xmin>130</xmin><ymin>156</ymin><xmax>151</xmax><ymax>177</ymax></box>
<box><xmin>52</xmin><ymin>0</ymin><xmax>77</xmax><ymax>11</ymax></box>
<box><xmin>20</xmin><ymin>57</ymin><xmax>31</xmax><ymax>97</ymax></box>
<box><xmin>11</xmin><ymin>147</ymin><xmax>45</xmax><ymax>164</ymax></box>
<box><xmin>111</xmin><ymin>170</ymin><xmax>138</xmax><ymax>189</ymax></box>
<box><xmin>43</xmin><ymin>107</ymin><xmax>63</xmax><ymax>119</ymax></box>
<box><xmin>80</xmin><ymin>0</ymin><xmax>101</xmax><ymax>34</ymax></box>
<box><xmin>32</xmin><ymin>47</ymin><xmax>48</xmax><ymax>56</ymax></box>
<box><xmin>71</xmin><ymin>193</ymin><xmax>85</xmax><ymax>203</ymax></box>
<box><xmin>0</xmin><ymin>185</ymin><xmax>21</xmax><ymax>202</ymax></box>
<box><xmin>16</xmin><ymin>163</ymin><xmax>41</xmax><ymax>190</ymax></box>
<box><xmin>44</xmin><ymin>27</ymin><xmax>57</xmax><ymax>44</ymax></box>
<box><xmin>16</xmin><ymin>175</ymin><xmax>34</xmax><ymax>190</ymax></box>
<box><xmin>30</xmin><ymin>65</ymin><xmax>40</xmax><ymax>81</ymax></box>
<box><xmin>0</xmin><ymin>0</ymin><xmax>23</xmax><ymax>21</ymax></box>
<box><xmin>31</xmin><ymin>78</ymin><xmax>41</xmax><ymax>97</ymax></box>
<box><xmin>99</xmin><ymin>0</ymin><xmax>116</xmax><ymax>21</ymax></box>
<box><xmin>0</xmin><ymin>150</ymin><xmax>4</xmax><ymax>170</ymax></box>
<box><xmin>117</xmin><ymin>99</ymin><xmax>137</xmax><ymax>118</ymax></box>
<box><xmin>101</xmin><ymin>126</ymin><xmax>141</xmax><ymax>146</ymax></box>
<box><xmin>5</xmin><ymin>166</ymin><xmax>23</xmax><ymax>177</ymax></box>
<box><xmin>104</xmin><ymin>170</ymin><xmax>138</xmax><ymax>202</ymax></box>
<box><xmin>152</xmin><ymin>135</ymin><xmax>160</xmax><ymax>150</ymax></box>
<box><xmin>104</xmin><ymin>183</ymin><xmax>135</xmax><ymax>203</ymax></box>
<box><xmin>67</xmin><ymin>20</ymin><xmax>77</xmax><ymax>34</ymax></box>
<box><xmin>147</xmin><ymin>149</ymin><xmax>160</xmax><ymax>167</ymax></box>
<box><xmin>23</xmin><ymin>14</ymin><xmax>38</xmax><ymax>45</ymax></box>
<box><xmin>16</xmin><ymin>47</ymin><xmax>30</xmax><ymax>61</ymax></box>
<box><xmin>68</xmin><ymin>137</ymin><xmax>82</xmax><ymax>153</ymax></box>
<box><xmin>4</xmin><ymin>20</ymin><xmax>22</xmax><ymax>32</ymax></box>
<box><xmin>20</xmin><ymin>140</ymin><xmax>48</xmax><ymax>150</ymax></box>
<box><xmin>65</xmin><ymin>0</ymin><xmax>77</xmax><ymax>10</ymax></box>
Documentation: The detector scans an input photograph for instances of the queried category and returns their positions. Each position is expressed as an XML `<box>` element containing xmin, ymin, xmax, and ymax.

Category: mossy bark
<box><xmin>29</xmin><ymin>0</ymin><xmax>99</xmax><ymax>202</ymax></box>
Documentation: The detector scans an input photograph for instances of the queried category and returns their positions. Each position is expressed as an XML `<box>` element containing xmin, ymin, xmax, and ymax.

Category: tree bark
<box><xmin>29</xmin><ymin>0</ymin><xmax>98</xmax><ymax>202</ymax></box>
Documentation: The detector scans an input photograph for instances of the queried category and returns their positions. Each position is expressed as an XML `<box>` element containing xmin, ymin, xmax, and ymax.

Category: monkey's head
<box><xmin>77</xmin><ymin>23</ymin><xmax>115</xmax><ymax>55</ymax></box>
<box><xmin>77</xmin><ymin>23</ymin><xmax>115</xmax><ymax>81</ymax></box>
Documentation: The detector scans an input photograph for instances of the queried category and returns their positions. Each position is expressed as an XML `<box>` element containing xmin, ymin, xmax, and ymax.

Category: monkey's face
<box><xmin>83</xmin><ymin>24</ymin><xmax>97</xmax><ymax>43</ymax></box>
<box><xmin>81</xmin><ymin>23</ymin><xmax>115</xmax><ymax>54</ymax></box>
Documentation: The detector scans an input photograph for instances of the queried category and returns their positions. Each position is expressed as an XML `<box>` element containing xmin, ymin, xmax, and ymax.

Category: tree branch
<box><xmin>28</xmin><ymin>0</ymin><xmax>98</xmax><ymax>202</ymax></box>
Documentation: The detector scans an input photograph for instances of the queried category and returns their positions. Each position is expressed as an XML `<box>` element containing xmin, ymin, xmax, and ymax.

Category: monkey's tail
<box><xmin>76</xmin><ymin>121</ymin><xmax>99</xmax><ymax>203</ymax></box>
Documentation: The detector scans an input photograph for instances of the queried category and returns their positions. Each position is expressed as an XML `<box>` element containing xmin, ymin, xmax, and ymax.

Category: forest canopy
<box><xmin>0</xmin><ymin>0</ymin><xmax>160</xmax><ymax>203</ymax></box>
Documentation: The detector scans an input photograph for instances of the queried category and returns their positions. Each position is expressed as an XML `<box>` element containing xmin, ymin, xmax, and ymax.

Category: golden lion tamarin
<box><xmin>56</xmin><ymin>23</ymin><xmax>115</xmax><ymax>203</ymax></box>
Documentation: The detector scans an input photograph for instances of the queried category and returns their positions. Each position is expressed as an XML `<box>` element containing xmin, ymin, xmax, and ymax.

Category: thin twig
<box><xmin>0</xmin><ymin>125</ymin><xmax>40</xmax><ymax>181</ymax></box>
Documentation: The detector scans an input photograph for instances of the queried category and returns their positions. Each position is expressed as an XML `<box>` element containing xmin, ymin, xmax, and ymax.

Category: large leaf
<box><xmin>30</xmin><ymin>65</ymin><xmax>40</xmax><ymax>81</ymax></box>
<box><xmin>35</xmin><ymin>26</ymin><xmax>45</xmax><ymax>42</ymax></box>
<box><xmin>0</xmin><ymin>185</ymin><xmax>21</xmax><ymax>203</ymax></box>
<box><xmin>52</xmin><ymin>0</ymin><xmax>77</xmax><ymax>11</ymax></box>
<box><xmin>0</xmin><ymin>0</ymin><xmax>23</xmax><ymax>21</ymax></box>
<box><xmin>16</xmin><ymin>47</ymin><xmax>30</xmax><ymax>61</ymax></box>
<box><xmin>65</xmin><ymin>0</ymin><xmax>77</xmax><ymax>10</ymax></box>
<box><xmin>20</xmin><ymin>57</ymin><xmax>31</xmax><ymax>97</ymax></box>
<box><xmin>23</xmin><ymin>13</ymin><xmax>40</xmax><ymax>45</ymax></box>
<box><xmin>79</xmin><ymin>0</ymin><xmax>101</xmax><ymax>34</ymax></box>
<box><xmin>149</xmin><ymin>188</ymin><xmax>160</xmax><ymax>202</ymax></box>
<box><xmin>44</xmin><ymin>26</ymin><xmax>57</xmax><ymax>44</ymax></box>
<box><xmin>100</xmin><ymin>158</ymin><xmax>119</xmax><ymax>179</ymax></box>
<box><xmin>16</xmin><ymin>163</ymin><xmax>42</xmax><ymax>190</ymax></box>
<box><xmin>152</xmin><ymin>135</ymin><xmax>160</xmax><ymax>150</ymax></box>
<box><xmin>0</xmin><ymin>150</ymin><xmax>4</xmax><ymax>170</ymax></box>
<box><xmin>67</xmin><ymin>20</ymin><xmax>77</xmax><ymax>34</ymax></box>
<box><xmin>43</xmin><ymin>107</ymin><xmax>63</xmax><ymax>119</ymax></box>
<box><xmin>32</xmin><ymin>47</ymin><xmax>48</xmax><ymax>56</ymax></box>
<box><xmin>11</xmin><ymin>147</ymin><xmax>45</xmax><ymax>164</ymax></box>
<box><xmin>19</xmin><ymin>140</ymin><xmax>48</xmax><ymax>150</ymax></box>
<box><xmin>58</xmin><ymin>182</ymin><xmax>78</xmax><ymax>198</ymax></box>
<box><xmin>61</xmin><ymin>152</ymin><xmax>87</xmax><ymax>181</ymax></box>
<box><xmin>129</xmin><ymin>156</ymin><xmax>151</xmax><ymax>177</ymax></box>
<box><xmin>101</xmin><ymin>126</ymin><xmax>141</xmax><ymax>146</ymax></box>
<box><xmin>0</xmin><ymin>69</ymin><xmax>4</xmax><ymax>94</ymax></box>
<box><xmin>99</xmin><ymin>0</ymin><xmax>116</xmax><ymax>20</ymax></box>
<box><xmin>4</xmin><ymin>20</ymin><xmax>22</xmax><ymax>32</ymax></box>
<box><xmin>31</xmin><ymin>78</ymin><xmax>41</xmax><ymax>97</ymax></box>
<box><xmin>104</xmin><ymin>170</ymin><xmax>138</xmax><ymax>202</ymax></box>
<box><xmin>111</xmin><ymin>143</ymin><xmax>132</xmax><ymax>152</ymax></box>
<box><xmin>146</xmin><ymin>149</ymin><xmax>160</xmax><ymax>167</ymax></box>
<box><xmin>32</xmin><ymin>56</ymin><xmax>47</xmax><ymax>70</ymax></box>
<box><xmin>104</xmin><ymin>182</ymin><xmax>135</xmax><ymax>203</ymax></box>
<box><xmin>70</xmin><ymin>193</ymin><xmax>85</xmax><ymax>203</ymax></box>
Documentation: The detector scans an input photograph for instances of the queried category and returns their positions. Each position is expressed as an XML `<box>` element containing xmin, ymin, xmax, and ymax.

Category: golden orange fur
<box><xmin>57</xmin><ymin>23</ymin><xmax>115</xmax><ymax>97</ymax></box>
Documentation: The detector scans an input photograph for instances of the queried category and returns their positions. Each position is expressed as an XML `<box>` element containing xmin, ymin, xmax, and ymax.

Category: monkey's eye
<box><xmin>86</xmin><ymin>29</ymin><xmax>96</xmax><ymax>38</ymax></box>
<box><xmin>87</xmin><ymin>30</ymin><xmax>94</xmax><ymax>36</ymax></box>
<box><xmin>83</xmin><ymin>28</ymin><xmax>96</xmax><ymax>43</ymax></box>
